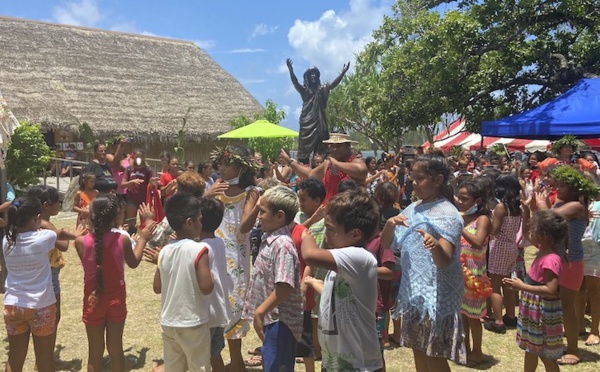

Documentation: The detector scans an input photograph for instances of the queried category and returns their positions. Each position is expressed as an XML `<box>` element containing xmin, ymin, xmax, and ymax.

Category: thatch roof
<box><xmin>0</xmin><ymin>16</ymin><xmax>262</xmax><ymax>142</ymax></box>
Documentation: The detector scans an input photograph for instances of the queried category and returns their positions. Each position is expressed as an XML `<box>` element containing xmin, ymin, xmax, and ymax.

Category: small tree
<box><xmin>6</xmin><ymin>122</ymin><xmax>52</xmax><ymax>187</ymax></box>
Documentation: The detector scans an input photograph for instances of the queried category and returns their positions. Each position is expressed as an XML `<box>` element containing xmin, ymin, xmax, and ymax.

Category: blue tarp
<box><xmin>481</xmin><ymin>78</ymin><xmax>600</xmax><ymax>139</ymax></box>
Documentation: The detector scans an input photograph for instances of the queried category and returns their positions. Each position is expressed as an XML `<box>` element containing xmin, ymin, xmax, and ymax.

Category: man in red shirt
<box><xmin>282</xmin><ymin>132</ymin><xmax>367</xmax><ymax>203</ymax></box>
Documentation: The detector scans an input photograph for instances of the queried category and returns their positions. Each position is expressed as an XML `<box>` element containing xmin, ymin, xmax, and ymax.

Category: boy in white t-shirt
<box><xmin>303</xmin><ymin>190</ymin><xmax>383</xmax><ymax>372</ymax></box>
<box><xmin>153</xmin><ymin>193</ymin><xmax>214</xmax><ymax>371</ymax></box>
<box><xmin>198</xmin><ymin>197</ymin><xmax>233</xmax><ymax>372</ymax></box>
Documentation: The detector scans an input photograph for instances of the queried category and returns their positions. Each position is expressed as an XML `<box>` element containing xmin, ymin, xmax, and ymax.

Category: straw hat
<box><xmin>322</xmin><ymin>132</ymin><xmax>358</xmax><ymax>144</ymax></box>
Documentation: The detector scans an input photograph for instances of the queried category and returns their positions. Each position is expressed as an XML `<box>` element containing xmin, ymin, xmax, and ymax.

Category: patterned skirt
<box><xmin>517</xmin><ymin>291</ymin><xmax>563</xmax><ymax>359</ymax></box>
<box><xmin>400</xmin><ymin>311</ymin><xmax>466</xmax><ymax>365</ymax></box>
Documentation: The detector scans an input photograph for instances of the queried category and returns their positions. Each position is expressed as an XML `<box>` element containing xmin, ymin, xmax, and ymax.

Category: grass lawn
<box><xmin>1</xmin><ymin>212</ymin><xmax>599</xmax><ymax>371</ymax></box>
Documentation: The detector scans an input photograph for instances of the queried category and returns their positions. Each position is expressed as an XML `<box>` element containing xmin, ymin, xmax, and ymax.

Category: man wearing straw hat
<box><xmin>282</xmin><ymin>132</ymin><xmax>367</xmax><ymax>203</ymax></box>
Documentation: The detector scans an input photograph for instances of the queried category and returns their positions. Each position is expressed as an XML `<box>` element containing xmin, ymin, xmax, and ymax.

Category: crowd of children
<box><xmin>3</xmin><ymin>134</ymin><xmax>600</xmax><ymax>372</ymax></box>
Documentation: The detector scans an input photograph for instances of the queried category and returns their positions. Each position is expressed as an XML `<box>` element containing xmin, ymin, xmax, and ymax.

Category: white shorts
<box><xmin>162</xmin><ymin>323</ymin><xmax>210</xmax><ymax>372</ymax></box>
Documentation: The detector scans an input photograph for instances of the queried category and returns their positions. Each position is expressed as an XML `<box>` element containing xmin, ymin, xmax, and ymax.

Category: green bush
<box><xmin>6</xmin><ymin>122</ymin><xmax>52</xmax><ymax>187</ymax></box>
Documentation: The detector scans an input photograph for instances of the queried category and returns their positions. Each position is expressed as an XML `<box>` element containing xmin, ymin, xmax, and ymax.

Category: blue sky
<box><xmin>1</xmin><ymin>0</ymin><xmax>395</xmax><ymax>130</ymax></box>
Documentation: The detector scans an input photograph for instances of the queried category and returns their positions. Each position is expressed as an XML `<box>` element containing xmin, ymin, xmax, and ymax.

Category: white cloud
<box><xmin>52</xmin><ymin>0</ymin><xmax>102</xmax><ymax>27</ymax></box>
<box><xmin>293</xmin><ymin>106</ymin><xmax>302</xmax><ymax>120</ymax></box>
<box><xmin>251</xmin><ymin>23</ymin><xmax>278</xmax><ymax>38</ymax></box>
<box><xmin>287</xmin><ymin>0</ymin><xmax>390</xmax><ymax>78</ymax></box>
<box><xmin>228</xmin><ymin>48</ymin><xmax>267</xmax><ymax>54</ymax></box>
<box><xmin>240</xmin><ymin>79</ymin><xmax>266</xmax><ymax>84</ymax></box>
<box><xmin>194</xmin><ymin>39</ymin><xmax>217</xmax><ymax>50</ymax></box>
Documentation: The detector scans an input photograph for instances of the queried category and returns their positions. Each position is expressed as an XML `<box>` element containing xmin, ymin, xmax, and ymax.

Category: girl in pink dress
<box><xmin>74</xmin><ymin>194</ymin><xmax>154</xmax><ymax>371</ymax></box>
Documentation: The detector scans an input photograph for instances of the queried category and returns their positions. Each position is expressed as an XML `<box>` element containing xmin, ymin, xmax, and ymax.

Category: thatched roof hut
<box><xmin>0</xmin><ymin>16</ymin><xmax>262</xmax><ymax>154</ymax></box>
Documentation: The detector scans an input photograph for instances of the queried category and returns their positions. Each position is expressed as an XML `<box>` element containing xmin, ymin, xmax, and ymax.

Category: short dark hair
<box><xmin>337</xmin><ymin>179</ymin><xmax>359</xmax><ymax>193</ymax></box>
<box><xmin>297</xmin><ymin>178</ymin><xmax>326</xmax><ymax>202</ymax></box>
<box><xmin>199</xmin><ymin>197</ymin><xmax>224</xmax><ymax>233</ymax></box>
<box><xmin>165</xmin><ymin>193</ymin><xmax>201</xmax><ymax>231</ymax></box>
<box><xmin>326</xmin><ymin>190</ymin><xmax>379</xmax><ymax>243</ymax></box>
<box><xmin>374</xmin><ymin>182</ymin><xmax>398</xmax><ymax>207</ymax></box>
<box><xmin>27</xmin><ymin>185</ymin><xmax>60</xmax><ymax>204</ymax></box>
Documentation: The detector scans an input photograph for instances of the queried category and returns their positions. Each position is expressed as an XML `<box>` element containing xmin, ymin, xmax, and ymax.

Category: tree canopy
<box><xmin>338</xmin><ymin>0</ymin><xmax>599</xmax><ymax>144</ymax></box>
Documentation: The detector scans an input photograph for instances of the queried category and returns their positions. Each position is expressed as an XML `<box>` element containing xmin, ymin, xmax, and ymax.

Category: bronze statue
<box><xmin>286</xmin><ymin>58</ymin><xmax>350</xmax><ymax>162</ymax></box>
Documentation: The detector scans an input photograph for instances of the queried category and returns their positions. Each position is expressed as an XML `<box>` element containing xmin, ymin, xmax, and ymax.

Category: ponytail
<box><xmin>4</xmin><ymin>197</ymin><xmax>43</xmax><ymax>255</ymax></box>
<box><xmin>88</xmin><ymin>194</ymin><xmax>119</xmax><ymax>304</ymax></box>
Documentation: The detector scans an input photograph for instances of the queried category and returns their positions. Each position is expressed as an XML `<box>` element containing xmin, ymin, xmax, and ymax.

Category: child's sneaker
<box><xmin>484</xmin><ymin>320</ymin><xmax>506</xmax><ymax>334</ymax></box>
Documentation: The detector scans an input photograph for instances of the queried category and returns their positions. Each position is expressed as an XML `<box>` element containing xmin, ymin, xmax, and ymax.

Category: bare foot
<box><xmin>152</xmin><ymin>362</ymin><xmax>165</xmax><ymax>372</ymax></box>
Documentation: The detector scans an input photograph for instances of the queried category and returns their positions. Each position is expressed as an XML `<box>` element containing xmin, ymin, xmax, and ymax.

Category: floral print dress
<box><xmin>216</xmin><ymin>189</ymin><xmax>252</xmax><ymax>339</ymax></box>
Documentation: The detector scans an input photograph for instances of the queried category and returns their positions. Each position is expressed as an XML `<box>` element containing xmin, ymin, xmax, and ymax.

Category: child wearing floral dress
<box><xmin>211</xmin><ymin>146</ymin><xmax>260</xmax><ymax>372</ymax></box>
<box><xmin>456</xmin><ymin>181</ymin><xmax>492</xmax><ymax>367</ymax></box>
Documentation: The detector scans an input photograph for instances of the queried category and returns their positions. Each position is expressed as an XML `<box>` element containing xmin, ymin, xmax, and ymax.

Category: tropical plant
<box><xmin>6</xmin><ymin>122</ymin><xmax>52</xmax><ymax>187</ymax></box>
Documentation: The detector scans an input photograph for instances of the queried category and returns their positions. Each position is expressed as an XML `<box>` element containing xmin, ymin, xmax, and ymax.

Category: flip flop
<box><xmin>244</xmin><ymin>355</ymin><xmax>262</xmax><ymax>367</ymax></box>
<box><xmin>557</xmin><ymin>355</ymin><xmax>580</xmax><ymax>365</ymax></box>
<box><xmin>585</xmin><ymin>334</ymin><xmax>600</xmax><ymax>346</ymax></box>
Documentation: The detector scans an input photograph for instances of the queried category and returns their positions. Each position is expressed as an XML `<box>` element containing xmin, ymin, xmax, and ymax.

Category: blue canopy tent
<box><xmin>481</xmin><ymin>78</ymin><xmax>600</xmax><ymax>140</ymax></box>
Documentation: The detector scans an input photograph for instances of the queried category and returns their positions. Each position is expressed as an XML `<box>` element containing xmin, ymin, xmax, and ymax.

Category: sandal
<box><xmin>244</xmin><ymin>355</ymin><xmax>262</xmax><ymax>367</ymax></box>
<box><xmin>585</xmin><ymin>334</ymin><xmax>600</xmax><ymax>346</ymax></box>
<box><xmin>557</xmin><ymin>355</ymin><xmax>580</xmax><ymax>365</ymax></box>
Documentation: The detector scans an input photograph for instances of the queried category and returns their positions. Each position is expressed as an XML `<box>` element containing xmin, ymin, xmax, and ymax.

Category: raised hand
<box><xmin>416</xmin><ymin>228</ymin><xmax>439</xmax><ymax>251</ymax></box>
<box><xmin>286</xmin><ymin>58</ymin><xmax>294</xmax><ymax>71</ymax></box>
<box><xmin>385</xmin><ymin>215</ymin><xmax>409</xmax><ymax>228</ymax></box>
<box><xmin>143</xmin><ymin>246</ymin><xmax>160</xmax><ymax>265</ymax></box>
<box><xmin>138</xmin><ymin>203</ymin><xmax>155</xmax><ymax>222</ymax></box>
<box><xmin>204</xmin><ymin>180</ymin><xmax>229</xmax><ymax>198</ymax></box>
<box><xmin>73</xmin><ymin>224</ymin><xmax>87</xmax><ymax>238</ymax></box>
<box><xmin>341</xmin><ymin>62</ymin><xmax>350</xmax><ymax>74</ymax></box>
<box><xmin>279</xmin><ymin>149</ymin><xmax>292</xmax><ymax>165</ymax></box>
<box><xmin>139</xmin><ymin>221</ymin><xmax>157</xmax><ymax>241</ymax></box>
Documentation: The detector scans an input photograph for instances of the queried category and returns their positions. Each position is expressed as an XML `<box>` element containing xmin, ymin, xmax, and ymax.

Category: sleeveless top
<box><xmin>322</xmin><ymin>154</ymin><xmax>356</xmax><ymax>203</ymax></box>
<box><xmin>81</xmin><ymin>232</ymin><xmax>125</xmax><ymax>296</ymax></box>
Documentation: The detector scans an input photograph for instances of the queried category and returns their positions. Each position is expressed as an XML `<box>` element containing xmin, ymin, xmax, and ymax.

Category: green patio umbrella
<box><xmin>217</xmin><ymin>119</ymin><xmax>298</xmax><ymax>139</ymax></box>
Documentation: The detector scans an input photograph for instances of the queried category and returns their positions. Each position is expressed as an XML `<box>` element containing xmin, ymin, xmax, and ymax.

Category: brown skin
<box><xmin>281</xmin><ymin>143</ymin><xmax>368</xmax><ymax>183</ymax></box>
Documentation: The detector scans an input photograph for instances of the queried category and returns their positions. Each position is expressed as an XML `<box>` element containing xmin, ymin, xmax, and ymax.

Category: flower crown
<box><xmin>551</xmin><ymin>135</ymin><xmax>579</xmax><ymax>153</ymax></box>
<box><xmin>552</xmin><ymin>165</ymin><xmax>600</xmax><ymax>200</ymax></box>
<box><xmin>210</xmin><ymin>147</ymin><xmax>257</xmax><ymax>170</ymax></box>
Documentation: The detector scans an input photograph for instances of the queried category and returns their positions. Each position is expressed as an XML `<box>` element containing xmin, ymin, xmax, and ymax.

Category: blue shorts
<box><xmin>210</xmin><ymin>326</ymin><xmax>225</xmax><ymax>358</ymax></box>
<box><xmin>51</xmin><ymin>267</ymin><xmax>61</xmax><ymax>294</ymax></box>
<box><xmin>262</xmin><ymin>321</ymin><xmax>297</xmax><ymax>372</ymax></box>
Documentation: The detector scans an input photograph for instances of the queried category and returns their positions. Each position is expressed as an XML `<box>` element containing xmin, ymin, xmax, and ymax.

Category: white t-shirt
<box><xmin>203</xmin><ymin>237</ymin><xmax>233</xmax><ymax>328</ymax></box>
<box><xmin>158</xmin><ymin>239</ymin><xmax>211</xmax><ymax>327</ymax></box>
<box><xmin>3</xmin><ymin>229</ymin><xmax>57</xmax><ymax>308</ymax></box>
<box><xmin>319</xmin><ymin>247</ymin><xmax>382</xmax><ymax>372</ymax></box>
<box><xmin>111</xmin><ymin>227</ymin><xmax>136</xmax><ymax>248</ymax></box>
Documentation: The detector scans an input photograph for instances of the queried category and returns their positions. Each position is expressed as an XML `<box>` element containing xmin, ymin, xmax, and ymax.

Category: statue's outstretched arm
<box><xmin>330</xmin><ymin>62</ymin><xmax>350</xmax><ymax>89</ymax></box>
<box><xmin>287</xmin><ymin>58</ymin><xmax>304</xmax><ymax>92</ymax></box>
